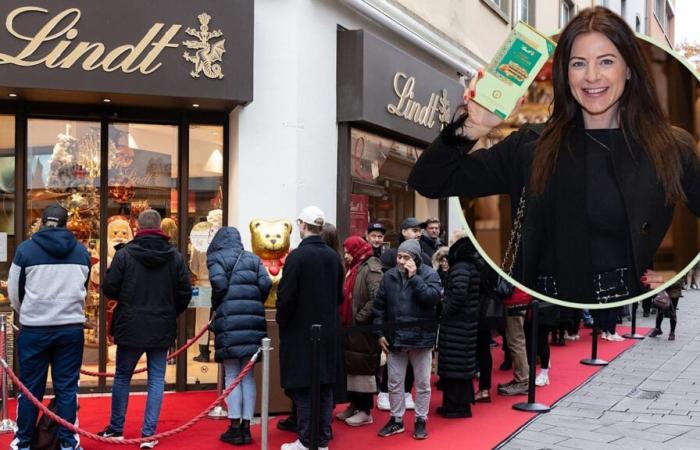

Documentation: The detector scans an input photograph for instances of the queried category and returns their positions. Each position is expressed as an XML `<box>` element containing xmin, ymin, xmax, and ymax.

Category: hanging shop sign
<box><xmin>337</xmin><ymin>29</ymin><xmax>464</xmax><ymax>144</ymax></box>
<box><xmin>0</xmin><ymin>1</ymin><xmax>253</xmax><ymax>109</ymax></box>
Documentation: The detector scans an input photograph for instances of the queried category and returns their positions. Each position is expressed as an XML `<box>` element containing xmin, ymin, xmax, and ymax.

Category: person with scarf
<box><xmin>336</xmin><ymin>236</ymin><xmax>383</xmax><ymax>427</ymax></box>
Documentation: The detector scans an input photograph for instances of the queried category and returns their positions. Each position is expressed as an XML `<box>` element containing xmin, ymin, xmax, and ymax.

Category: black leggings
<box><xmin>476</xmin><ymin>329</ymin><xmax>493</xmax><ymax>390</ymax></box>
<box><xmin>655</xmin><ymin>298</ymin><xmax>679</xmax><ymax>333</ymax></box>
<box><xmin>525</xmin><ymin>322</ymin><xmax>551</xmax><ymax>369</ymax></box>
<box><xmin>380</xmin><ymin>361</ymin><xmax>414</xmax><ymax>393</ymax></box>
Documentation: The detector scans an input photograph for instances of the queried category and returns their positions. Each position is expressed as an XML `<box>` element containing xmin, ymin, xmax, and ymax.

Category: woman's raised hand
<box><xmin>460</xmin><ymin>69</ymin><xmax>527</xmax><ymax>141</ymax></box>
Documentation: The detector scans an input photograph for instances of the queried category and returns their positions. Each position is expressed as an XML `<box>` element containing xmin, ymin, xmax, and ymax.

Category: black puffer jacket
<box><xmin>437</xmin><ymin>238</ymin><xmax>482</xmax><ymax>380</ymax></box>
<box><xmin>103</xmin><ymin>232</ymin><xmax>191</xmax><ymax>348</ymax></box>
<box><xmin>373</xmin><ymin>263</ymin><xmax>442</xmax><ymax>349</ymax></box>
<box><xmin>207</xmin><ymin>227</ymin><xmax>272</xmax><ymax>362</ymax></box>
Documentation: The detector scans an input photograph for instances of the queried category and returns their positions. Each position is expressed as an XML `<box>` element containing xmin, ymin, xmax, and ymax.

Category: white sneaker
<box><xmin>607</xmin><ymin>333</ymin><xmax>625</xmax><ymax>342</ymax></box>
<box><xmin>600</xmin><ymin>332</ymin><xmax>610</xmax><ymax>341</ymax></box>
<box><xmin>335</xmin><ymin>404</ymin><xmax>356</xmax><ymax>421</ymax></box>
<box><xmin>345</xmin><ymin>410</ymin><xmax>373</xmax><ymax>426</ymax></box>
<box><xmin>535</xmin><ymin>372</ymin><xmax>550</xmax><ymax>386</ymax></box>
<box><xmin>404</xmin><ymin>392</ymin><xmax>415</xmax><ymax>410</ymax></box>
<box><xmin>140</xmin><ymin>440</ymin><xmax>159</xmax><ymax>449</ymax></box>
<box><xmin>281</xmin><ymin>440</ymin><xmax>308</xmax><ymax>450</ymax></box>
<box><xmin>377</xmin><ymin>392</ymin><xmax>390</xmax><ymax>411</ymax></box>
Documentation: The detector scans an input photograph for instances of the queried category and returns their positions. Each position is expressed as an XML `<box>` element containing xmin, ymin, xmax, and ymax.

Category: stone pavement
<box><xmin>502</xmin><ymin>289</ymin><xmax>700</xmax><ymax>450</ymax></box>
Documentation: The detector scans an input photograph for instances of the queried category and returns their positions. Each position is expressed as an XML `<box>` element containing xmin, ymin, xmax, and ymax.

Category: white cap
<box><xmin>298</xmin><ymin>205</ymin><xmax>325</xmax><ymax>226</ymax></box>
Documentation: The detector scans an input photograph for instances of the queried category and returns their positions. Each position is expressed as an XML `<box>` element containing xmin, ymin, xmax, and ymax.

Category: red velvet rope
<box><xmin>1</xmin><ymin>348</ymin><xmax>260</xmax><ymax>445</ymax></box>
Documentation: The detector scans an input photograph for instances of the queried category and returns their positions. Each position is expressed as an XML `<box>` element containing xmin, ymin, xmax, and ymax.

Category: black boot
<box><xmin>240</xmin><ymin>420</ymin><xmax>252</xmax><ymax>445</ymax></box>
<box><xmin>220</xmin><ymin>419</ymin><xmax>243</xmax><ymax>445</ymax></box>
<box><xmin>193</xmin><ymin>344</ymin><xmax>210</xmax><ymax>363</ymax></box>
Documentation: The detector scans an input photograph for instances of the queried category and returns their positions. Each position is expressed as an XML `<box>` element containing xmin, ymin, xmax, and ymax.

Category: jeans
<box><xmin>387</xmin><ymin>348</ymin><xmax>432</xmax><ymax>420</ymax></box>
<box><xmin>289</xmin><ymin>384</ymin><xmax>334</xmax><ymax>448</ymax></box>
<box><xmin>109</xmin><ymin>346</ymin><xmax>167</xmax><ymax>437</ymax></box>
<box><xmin>14</xmin><ymin>326</ymin><xmax>83</xmax><ymax>450</ymax></box>
<box><xmin>224</xmin><ymin>358</ymin><xmax>256</xmax><ymax>420</ymax></box>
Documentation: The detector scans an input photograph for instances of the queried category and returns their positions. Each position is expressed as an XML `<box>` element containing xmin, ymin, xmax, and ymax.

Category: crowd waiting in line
<box><xmin>6</xmin><ymin>202</ymin><xmax>685</xmax><ymax>450</ymax></box>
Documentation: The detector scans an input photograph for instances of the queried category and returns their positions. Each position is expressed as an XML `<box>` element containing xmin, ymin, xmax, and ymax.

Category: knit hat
<box><xmin>397</xmin><ymin>239</ymin><xmax>421</xmax><ymax>260</ymax></box>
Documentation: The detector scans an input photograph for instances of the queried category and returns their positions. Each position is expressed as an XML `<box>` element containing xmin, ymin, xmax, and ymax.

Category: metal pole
<box><xmin>581</xmin><ymin>312</ymin><xmax>608</xmax><ymax>366</ymax></box>
<box><xmin>261</xmin><ymin>338</ymin><xmax>272</xmax><ymax>450</ymax></box>
<box><xmin>513</xmin><ymin>301</ymin><xmax>550</xmax><ymax>413</ymax></box>
<box><xmin>309</xmin><ymin>324</ymin><xmax>322</xmax><ymax>450</ymax></box>
<box><xmin>207</xmin><ymin>363</ymin><xmax>229</xmax><ymax>419</ymax></box>
<box><xmin>623</xmin><ymin>302</ymin><xmax>645</xmax><ymax>339</ymax></box>
<box><xmin>0</xmin><ymin>314</ymin><xmax>17</xmax><ymax>433</ymax></box>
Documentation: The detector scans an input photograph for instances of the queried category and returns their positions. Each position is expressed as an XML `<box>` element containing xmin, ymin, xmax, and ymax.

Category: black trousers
<box><xmin>525</xmin><ymin>323</ymin><xmax>551</xmax><ymax>369</ymax></box>
<box><xmin>440</xmin><ymin>379</ymin><xmax>473</xmax><ymax>415</ymax></box>
<box><xmin>476</xmin><ymin>329</ymin><xmax>493</xmax><ymax>390</ymax></box>
<box><xmin>290</xmin><ymin>384</ymin><xmax>334</xmax><ymax>448</ymax></box>
<box><xmin>655</xmin><ymin>298</ymin><xmax>679</xmax><ymax>333</ymax></box>
<box><xmin>594</xmin><ymin>307</ymin><xmax>620</xmax><ymax>334</ymax></box>
<box><xmin>347</xmin><ymin>391</ymin><xmax>373</xmax><ymax>414</ymax></box>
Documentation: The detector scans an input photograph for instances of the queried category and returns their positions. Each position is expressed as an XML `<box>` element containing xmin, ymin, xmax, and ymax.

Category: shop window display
<box><xmin>0</xmin><ymin>115</ymin><xmax>15</xmax><ymax>371</ymax></box>
<box><xmin>350</xmin><ymin>129</ymin><xmax>422</xmax><ymax>246</ymax></box>
<box><xmin>186</xmin><ymin>124</ymin><xmax>224</xmax><ymax>385</ymax></box>
<box><xmin>26</xmin><ymin>119</ymin><xmax>102</xmax><ymax>387</ymax></box>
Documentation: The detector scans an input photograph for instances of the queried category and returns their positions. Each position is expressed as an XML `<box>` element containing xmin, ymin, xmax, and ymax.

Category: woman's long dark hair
<box><xmin>531</xmin><ymin>6</ymin><xmax>696</xmax><ymax>203</ymax></box>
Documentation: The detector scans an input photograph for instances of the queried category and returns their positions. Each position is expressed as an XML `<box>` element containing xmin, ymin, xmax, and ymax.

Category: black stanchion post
<box><xmin>623</xmin><ymin>302</ymin><xmax>645</xmax><ymax>339</ymax></box>
<box><xmin>513</xmin><ymin>300</ymin><xmax>550</xmax><ymax>413</ymax></box>
<box><xmin>309</xmin><ymin>324</ymin><xmax>322</xmax><ymax>450</ymax></box>
<box><xmin>580</xmin><ymin>313</ymin><xmax>608</xmax><ymax>366</ymax></box>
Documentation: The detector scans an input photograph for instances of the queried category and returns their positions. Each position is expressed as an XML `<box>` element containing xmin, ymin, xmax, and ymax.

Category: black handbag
<box><xmin>496</xmin><ymin>187</ymin><xmax>526</xmax><ymax>300</ymax></box>
<box><xmin>652</xmin><ymin>291</ymin><xmax>672</xmax><ymax>310</ymax></box>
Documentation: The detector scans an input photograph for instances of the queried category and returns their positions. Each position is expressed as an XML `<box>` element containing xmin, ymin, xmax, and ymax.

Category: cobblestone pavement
<box><xmin>502</xmin><ymin>290</ymin><xmax>700</xmax><ymax>450</ymax></box>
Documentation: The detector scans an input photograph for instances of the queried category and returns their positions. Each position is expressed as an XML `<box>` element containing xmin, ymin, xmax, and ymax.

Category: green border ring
<box><xmin>450</xmin><ymin>31</ymin><xmax>700</xmax><ymax>310</ymax></box>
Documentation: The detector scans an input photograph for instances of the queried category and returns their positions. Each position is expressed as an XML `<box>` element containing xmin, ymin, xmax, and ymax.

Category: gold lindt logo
<box><xmin>0</xmin><ymin>6</ymin><xmax>225</xmax><ymax>78</ymax></box>
<box><xmin>387</xmin><ymin>72</ymin><xmax>451</xmax><ymax>130</ymax></box>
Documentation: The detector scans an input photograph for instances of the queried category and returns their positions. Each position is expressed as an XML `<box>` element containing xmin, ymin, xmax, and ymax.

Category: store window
<box><xmin>105</xmin><ymin>123</ymin><xmax>179</xmax><ymax>386</ymax></box>
<box><xmin>0</xmin><ymin>115</ymin><xmax>14</xmax><ymax>311</ymax></box>
<box><xmin>186</xmin><ymin>124</ymin><xmax>224</xmax><ymax>384</ymax></box>
<box><xmin>26</xmin><ymin>119</ymin><xmax>102</xmax><ymax>387</ymax></box>
<box><xmin>349</xmin><ymin>128</ymin><xmax>441</xmax><ymax>247</ymax></box>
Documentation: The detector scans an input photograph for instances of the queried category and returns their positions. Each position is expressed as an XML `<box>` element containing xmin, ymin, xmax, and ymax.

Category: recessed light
<box><xmin>192</xmin><ymin>103</ymin><xmax>200</xmax><ymax>108</ymax></box>
<box><xmin>8</xmin><ymin>93</ymin><xmax>17</xmax><ymax>98</ymax></box>
<box><xmin>103</xmin><ymin>98</ymin><xmax>111</xmax><ymax>103</ymax></box>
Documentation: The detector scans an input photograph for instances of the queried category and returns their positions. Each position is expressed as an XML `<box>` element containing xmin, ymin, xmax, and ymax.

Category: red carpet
<box><xmin>0</xmin><ymin>326</ymin><xmax>646</xmax><ymax>450</ymax></box>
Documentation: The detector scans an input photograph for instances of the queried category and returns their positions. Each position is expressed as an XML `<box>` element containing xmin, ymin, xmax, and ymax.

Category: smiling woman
<box><xmin>407</xmin><ymin>5</ymin><xmax>700</xmax><ymax>306</ymax></box>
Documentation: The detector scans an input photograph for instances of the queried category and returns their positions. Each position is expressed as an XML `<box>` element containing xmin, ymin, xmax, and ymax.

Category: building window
<box><xmin>560</xmin><ymin>0</ymin><xmax>574</xmax><ymax>27</ymax></box>
<box><xmin>654</xmin><ymin>0</ymin><xmax>667</xmax><ymax>31</ymax></box>
<box><xmin>635</xmin><ymin>14</ymin><xmax>641</xmax><ymax>32</ymax></box>
<box><xmin>621</xmin><ymin>0</ymin><xmax>627</xmax><ymax>19</ymax></box>
<box><xmin>514</xmin><ymin>0</ymin><xmax>535</xmax><ymax>25</ymax></box>
<box><xmin>481</xmin><ymin>0</ymin><xmax>510</xmax><ymax>23</ymax></box>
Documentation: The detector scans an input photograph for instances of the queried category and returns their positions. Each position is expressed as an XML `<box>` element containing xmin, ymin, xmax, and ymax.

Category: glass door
<box><xmin>105</xmin><ymin>122</ymin><xmax>179</xmax><ymax>387</ymax></box>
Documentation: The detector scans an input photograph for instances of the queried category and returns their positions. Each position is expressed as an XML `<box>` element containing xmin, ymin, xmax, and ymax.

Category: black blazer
<box><xmin>408</xmin><ymin>119</ymin><xmax>700</xmax><ymax>303</ymax></box>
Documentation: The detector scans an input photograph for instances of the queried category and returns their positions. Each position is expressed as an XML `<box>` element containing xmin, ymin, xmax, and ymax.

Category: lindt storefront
<box><xmin>0</xmin><ymin>0</ymin><xmax>253</xmax><ymax>393</ymax></box>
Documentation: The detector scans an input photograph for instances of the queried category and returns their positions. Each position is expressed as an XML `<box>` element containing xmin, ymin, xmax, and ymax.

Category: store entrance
<box><xmin>19</xmin><ymin>110</ymin><xmax>226</xmax><ymax>393</ymax></box>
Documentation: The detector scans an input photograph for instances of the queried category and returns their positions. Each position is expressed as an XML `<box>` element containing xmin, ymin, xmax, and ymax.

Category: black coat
<box><xmin>207</xmin><ymin>227</ymin><xmax>272</xmax><ymax>362</ymax></box>
<box><xmin>102</xmin><ymin>234</ymin><xmax>191</xmax><ymax>348</ymax></box>
<box><xmin>373</xmin><ymin>263</ymin><xmax>442</xmax><ymax>349</ymax></box>
<box><xmin>276</xmin><ymin>235</ymin><xmax>344</xmax><ymax>390</ymax></box>
<box><xmin>419</xmin><ymin>234</ymin><xmax>445</xmax><ymax>260</ymax></box>
<box><xmin>438</xmin><ymin>260</ymin><xmax>480</xmax><ymax>380</ymax></box>
<box><xmin>408</xmin><ymin>116</ymin><xmax>700</xmax><ymax>303</ymax></box>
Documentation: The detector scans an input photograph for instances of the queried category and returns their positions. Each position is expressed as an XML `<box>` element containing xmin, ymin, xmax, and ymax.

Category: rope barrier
<box><xmin>1</xmin><ymin>348</ymin><xmax>260</xmax><ymax>445</ymax></box>
<box><xmin>79</xmin><ymin>321</ymin><xmax>212</xmax><ymax>377</ymax></box>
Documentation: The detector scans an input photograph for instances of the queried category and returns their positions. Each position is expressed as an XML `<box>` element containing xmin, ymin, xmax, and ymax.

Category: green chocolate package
<box><xmin>473</xmin><ymin>22</ymin><xmax>556</xmax><ymax>119</ymax></box>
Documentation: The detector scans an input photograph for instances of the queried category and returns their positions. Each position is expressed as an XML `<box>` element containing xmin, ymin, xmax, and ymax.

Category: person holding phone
<box><xmin>408</xmin><ymin>6</ymin><xmax>700</xmax><ymax>306</ymax></box>
<box><xmin>373</xmin><ymin>239</ymin><xmax>442</xmax><ymax>440</ymax></box>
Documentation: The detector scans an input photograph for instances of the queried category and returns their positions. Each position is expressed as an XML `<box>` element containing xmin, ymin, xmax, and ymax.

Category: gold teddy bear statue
<box><xmin>250</xmin><ymin>219</ymin><xmax>292</xmax><ymax>308</ymax></box>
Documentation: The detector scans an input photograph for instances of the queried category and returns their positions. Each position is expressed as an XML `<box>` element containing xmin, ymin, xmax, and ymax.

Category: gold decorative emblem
<box><xmin>437</xmin><ymin>89</ymin><xmax>451</xmax><ymax>130</ymax></box>
<box><xmin>183</xmin><ymin>13</ymin><xmax>225</xmax><ymax>79</ymax></box>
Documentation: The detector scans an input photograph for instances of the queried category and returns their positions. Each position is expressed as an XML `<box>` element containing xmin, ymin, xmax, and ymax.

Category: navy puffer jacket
<box><xmin>207</xmin><ymin>227</ymin><xmax>272</xmax><ymax>362</ymax></box>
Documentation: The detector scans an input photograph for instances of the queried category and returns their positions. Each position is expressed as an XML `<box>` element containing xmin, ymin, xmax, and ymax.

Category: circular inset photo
<box><xmin>408</xmin><ymin>6</ymin><xmax>700</xmax><ymax>310</ymax></box>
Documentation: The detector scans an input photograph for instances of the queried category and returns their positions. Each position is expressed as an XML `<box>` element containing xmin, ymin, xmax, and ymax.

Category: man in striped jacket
<box><xmin>8</xmin><ymin>204</ymin><xmax>91</xmax><ymax>450</ymax></box>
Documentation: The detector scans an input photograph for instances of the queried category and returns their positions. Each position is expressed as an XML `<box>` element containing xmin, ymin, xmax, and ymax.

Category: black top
<box><xmin>585</xmin><ymin>129</ymin><xmax>630</xmax><ymax>273</ymax></box>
